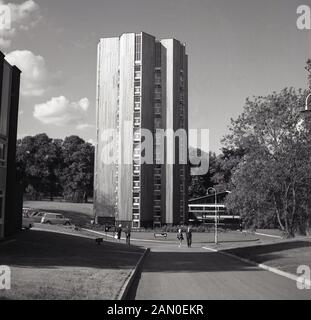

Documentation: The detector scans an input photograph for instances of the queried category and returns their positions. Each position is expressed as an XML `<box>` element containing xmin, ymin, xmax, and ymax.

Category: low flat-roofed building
<box><xmin>188</xmin><ymin>191</ymin><xmax>241</xmax><ymax>228</ymax></box>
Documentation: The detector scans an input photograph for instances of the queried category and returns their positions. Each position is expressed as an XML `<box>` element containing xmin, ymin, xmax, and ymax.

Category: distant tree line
<box><xmin>189</xmin><ymin>61</ymin><xmax>311</xmax><ymax>237</ymax></box>
<box><xmin>16</xmin><ymin>134</ymin><xmax>94</xmax><ymax>203</ymax></box>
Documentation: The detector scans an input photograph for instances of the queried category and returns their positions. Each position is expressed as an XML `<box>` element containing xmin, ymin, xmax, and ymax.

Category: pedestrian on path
<box><xmin>125</xmin><ymin>226</ymin><xmax>131</xmax><ymax>245</ymax></box>
<box><xmin>116</xmin><ymin>224</ymin><xmax>122</xmax><ymax>242</ymax></box>
<box><xmin>186</xmin><ymin>227</ymin><xmax>192</xmax><ymax>248</ymax></box>
<box><xmin>177</xmin><ymin>228</ymin><xmax>184</xmax><ymax>247</ymax></box>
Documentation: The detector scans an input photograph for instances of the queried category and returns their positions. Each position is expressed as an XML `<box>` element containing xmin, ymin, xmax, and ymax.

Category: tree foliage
<box><xmin>16</xmin><ymin>134</ymin><xmax>94</xmax><ymax>203</ymax></box>
<box><xmin>223</xmin><ymin>88</ymin><xmax>311</xmax><ymax>236</ymax></box>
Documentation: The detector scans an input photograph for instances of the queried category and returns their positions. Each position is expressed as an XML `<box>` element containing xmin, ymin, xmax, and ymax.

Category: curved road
<box><xmin>128</xmin><ymin>243</ymin><xmax>310</xmax><ymax>300</ymax></box>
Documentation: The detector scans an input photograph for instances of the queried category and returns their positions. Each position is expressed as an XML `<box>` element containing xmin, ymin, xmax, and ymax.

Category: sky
<box><xmin>1</xmin><ymin>0</ymin><xmax>311</xmax><ymax>152</ymax></box>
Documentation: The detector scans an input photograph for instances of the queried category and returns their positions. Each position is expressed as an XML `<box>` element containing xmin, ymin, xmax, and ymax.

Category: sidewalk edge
<box><xmin>117</xmin><ymin>247</ymin><xmax>150</xmax><ymax>300</ymax></box>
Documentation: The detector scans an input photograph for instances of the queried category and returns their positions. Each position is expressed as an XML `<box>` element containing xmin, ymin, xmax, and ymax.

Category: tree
<box><xmin>211</xmin><ymin>147</ymin><xmax>245</xmax><ymax>191</ymax></box>
<box><xmin>188</xmin><ymin>148</ymin><xmax>218</xmax><ymax>198</ymax></box>
<box><xmin>16</xmin><ymin>134</ymin><xmax>95</xmax><ymax>203</ymax></box>
<box><xmin>223</xmin><ymin>88</ymin><xmax>311</xmax><ymax>237</ymax></box>
<box><xmin>61</xmin><ymin>136</ymin><xmax>95</xmax><ymax>203</ymax></box>
<box><xmin>16</xmin><ymin>134</ymin><xmax>63</xmax><ymax>200</ymax></box>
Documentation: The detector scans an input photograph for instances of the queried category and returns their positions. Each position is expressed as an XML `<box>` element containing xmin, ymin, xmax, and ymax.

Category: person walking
<box><xmin>116</xmin><ymin>224</ymin><xmax>122</xmax><ymax>242</ymax></box>
<box><xmin>186</xmin><ymin>227</ymin><xmax>192</xmax><ymax>248</ymax></box>
<box><xmin>125</xmin><ymin>226</ymin><xmax>131</xmax><ymax>245</ymax></box>
<box><xmin>177</xmin><ymin>228</ymin><xmax>184</xmax><ymax>247</ymax></box>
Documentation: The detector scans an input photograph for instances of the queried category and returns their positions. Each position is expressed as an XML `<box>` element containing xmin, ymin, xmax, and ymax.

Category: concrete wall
<box><xmin>161</xmin><ymin>39</ymin><xmax>189</xmax><ymax>225</ymax></box>
<box><xmin>161</xmin><ymin>39</ymin><xmax>174</xmax><ymax>225</ymax></box>
<box><xmin>118</xmin><ymin>33</ymin><xmax>135</xmax><ymax>223</ymax></box>
<box><xmin>94</xmin><ymin>38</ymin><xmax>119</xmax><ymax>220</ymax></box>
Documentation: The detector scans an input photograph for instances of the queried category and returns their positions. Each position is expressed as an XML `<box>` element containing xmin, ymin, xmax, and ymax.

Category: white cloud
<box><xmin>87</xmin><ymin>139</ymin><xmax>95</xmax><ymax>146</ymax></box>
<box><xmin>5</xmin><ymin>50</ymin><xmax>60</xmax><ymax>96</ymax></box>
<box><xmin>33</xmin><ymin>96</ymin><xmax>91</xmax><ymax>129</ymax></box>
<box><xmin>76</xmin><ymin>123</ymin><xmax>94</xmax><ymax>131</ymax></box>
<box><xmin>17</xmin><ymin>132</ymin><xmax>30</xmax><ymax>139</ymax></box>
<box><xmin>0</xmin><ymin>37</ymin><xmax>11</xmax><ymax>48</ymax></box>
<box><xmin>0</xmin><ymin>0</ymin><xmax>40</xmax><ymax>47</ymax></box>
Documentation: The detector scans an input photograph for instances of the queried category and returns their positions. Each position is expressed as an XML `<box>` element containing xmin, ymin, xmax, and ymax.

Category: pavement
<box><xmin>127</xmin><ymin>242</ymin><xmax>311</xmax><ymax>300</ymax></box>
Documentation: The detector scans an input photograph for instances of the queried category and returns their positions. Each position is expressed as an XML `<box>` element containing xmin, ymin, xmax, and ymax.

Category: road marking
<box><xmin>253</xmin><ymin>232</ymin><xmax>282</xmax><ymax>239</ymax></box>
<box><xmin>239</xmin><ymin>230</ymin><xmax>282</xmax><ymax>239</ymax></box>
<box><xmin>202</xmin><ymin>246</ymin><xmax>218</xmax><ymax>252</ymax></box>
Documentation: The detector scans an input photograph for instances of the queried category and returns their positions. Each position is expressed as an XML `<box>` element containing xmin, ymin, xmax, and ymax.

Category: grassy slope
<box><xmin>0</xmin><ymin>229</ymin><xmax>144</xmax><ymax>300</ymax></box>
<box><xmin>226</xmin><ymin>239</ymin><xmax>311</xmax><ymax>275</ymax></box>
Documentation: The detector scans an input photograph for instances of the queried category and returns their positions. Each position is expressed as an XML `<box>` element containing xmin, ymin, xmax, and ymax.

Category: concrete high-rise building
<box><xmin>94</xmin><ymin>32</ymin><xmax>188</xmax><ymax>228</ymax></box>
<box><xmin>0</xmin><ymin>51</ymin><xmax>22</xmax><ymax>240</ymax></box>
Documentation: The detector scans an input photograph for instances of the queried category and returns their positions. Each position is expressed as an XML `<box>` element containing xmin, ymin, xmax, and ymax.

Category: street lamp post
<box><xmin>207</xmin><ymin>187</ymin><xmax>218</xmax><ymax>244</ymax></box>
<box><xmin>301</xmin><ymin>93</ymin><xmax>311</xmax><ymax>130</ymax></box>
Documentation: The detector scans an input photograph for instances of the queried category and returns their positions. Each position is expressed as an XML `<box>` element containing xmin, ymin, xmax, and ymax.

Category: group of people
<box><xmin>115</xmin><ymin>224</ymin><xmax>131</xmax><ymax>245</ymax></box>
<box><xmin>177</xmin><ymin>227</ymin><xmax>192</xmax><ymax>248</ymax></box>
<box><xmin>114</xmin><ymin>224</ymin><xmax>193</xmax><ymax>248</ymax></box>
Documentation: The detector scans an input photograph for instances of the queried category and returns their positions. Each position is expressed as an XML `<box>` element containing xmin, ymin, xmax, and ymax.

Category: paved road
<box><xmin>128</xmin><ymin>243</ymin><xmax>311</xmax><ymax>300</ymax></box>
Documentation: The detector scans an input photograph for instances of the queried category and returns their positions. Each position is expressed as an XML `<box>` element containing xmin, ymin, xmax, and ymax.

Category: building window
<box><xmin>154</xmin><ymin>194</ymin><xmax>161</xmax><ymax>200</ymax></box>
<box><xmin>133</xmin><ymin>207</ymin><xmax>140</xmax><ymax>214</ymax></box>
<box><xmin>135</xmin><ymin>34</ymin><xmax>142</xmax><ymax>61</ymax></box>
<box><xmin>0</xmin><ymin>143</ymin><xmax>6</xmax><ymax>166</ymax></box>
<box><xmin>135</xmin><ymin>71</ymin><xmax>141</xmax><ymax>78</ymax></box>
<box><xmin>155</xmin><ymin>106</ymin><xmax>161</xmax><ymax>114</ymax></box>
<box><xmin>155</xmin><ymin>42</ymin><xmax>162</xmax><ymax>67</ymax></box>
<box><xmin>0</xmin><ymin>191</ymin><xmax>3</xmax><ymax>219</ymax></box>
<box><xmin>132</xmin><ymin>221</ymin><xmax>139</xmax><ymax>228</ymax></box>
<box><xmin>154</xmin><ymin>92</ymin><xmax>161</xmax><ymax>100</ymax></box>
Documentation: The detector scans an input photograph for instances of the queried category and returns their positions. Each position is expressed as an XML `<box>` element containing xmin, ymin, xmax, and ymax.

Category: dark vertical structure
<box><xmin>140</xmin><ymin>33</ymin><xmax>156</xmax><ymax>227</ymax></box>
<box><xmin>0</xmin><ymin>51</ymin><xmax>22</xmax><ymax>239</ymax></box>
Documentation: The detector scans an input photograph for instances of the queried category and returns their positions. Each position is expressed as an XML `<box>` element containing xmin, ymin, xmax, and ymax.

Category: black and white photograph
<box><xmin>0</xmin><ymin>0</ymin><xmax>311</xmax><ymax>309</ymax></box>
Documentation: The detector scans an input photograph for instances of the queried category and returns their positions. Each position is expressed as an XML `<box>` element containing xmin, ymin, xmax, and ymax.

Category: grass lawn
<box><xmin>0</xmin><ymin>229</ymin><xmax>144</xmax><ymax>300</ymax></box>
<box><xmin>24</xmin><ymin>200</ymin><xmax>93</xmax><ymax>226</ymax></box>
<box><xmin>225</xmin><ymin>239</ymin><xmax>311</xmax><ymax>275</ymax></box>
